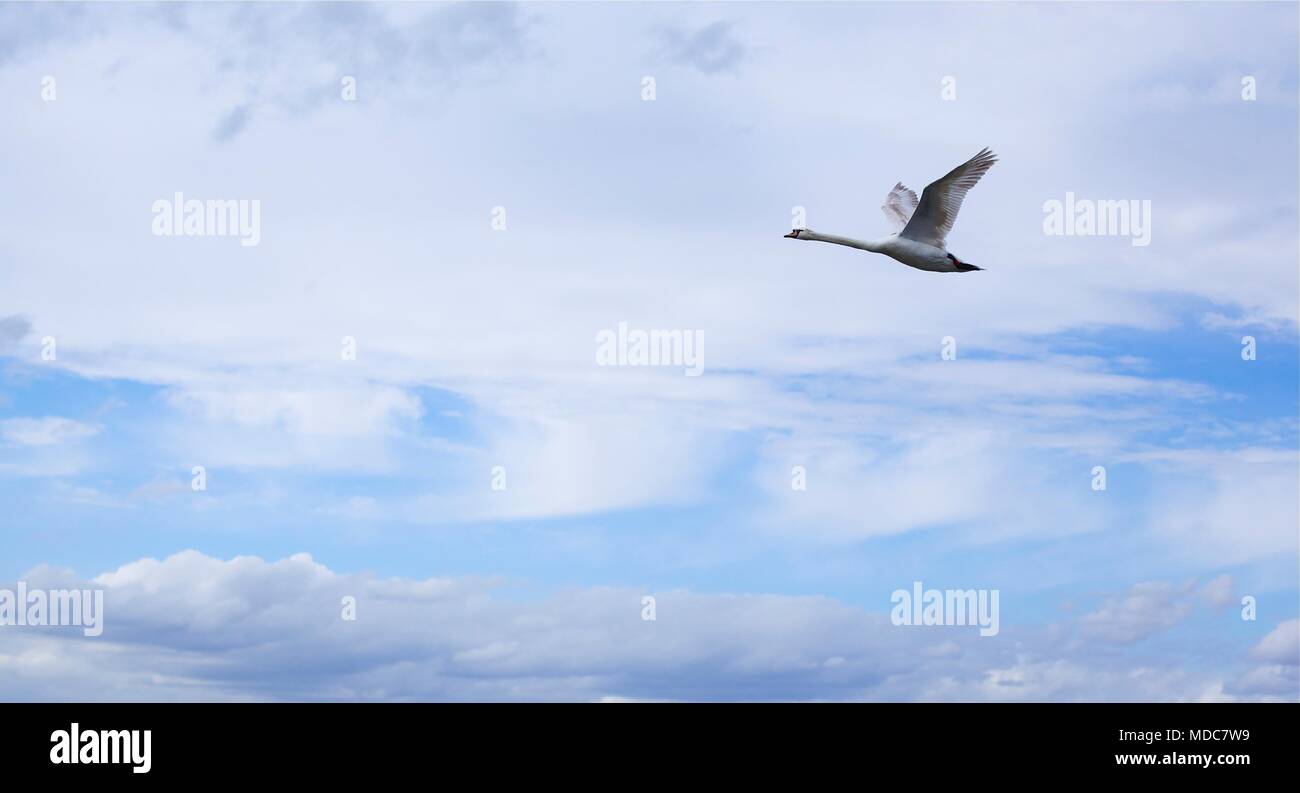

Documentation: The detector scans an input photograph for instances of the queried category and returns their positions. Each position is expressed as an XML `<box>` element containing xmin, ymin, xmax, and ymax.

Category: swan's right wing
<box><xmin>900</xmin><ymin>147</ymin><xmax>997</xmax><ymax>248</ymax></box>
<box><xmin>881</xmin><ymin>182</ymin><xmax>919</xmax><ymax>232</ymax></box>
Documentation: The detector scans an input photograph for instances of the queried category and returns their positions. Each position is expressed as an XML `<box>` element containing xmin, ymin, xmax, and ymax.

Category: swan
<box><xmin>785</xmin><ymin>147</ymin><xmax>997</xmax><ymax>273</ymax></box>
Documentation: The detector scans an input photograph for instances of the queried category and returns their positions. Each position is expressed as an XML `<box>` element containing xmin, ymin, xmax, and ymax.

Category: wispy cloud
<box><xmin>0</xmin><ymin>417</ymin><xmax>100</xmax><ymax>447</ymax></box>
<box><xmin>212</xmin><ymin>103</ymin><xmax>253</xmax><ymax>143</ymax></box>
<box><xmin>657</xmin><ymin>20</ymin><xmax>748</xmax><ymax>75</ymax></box>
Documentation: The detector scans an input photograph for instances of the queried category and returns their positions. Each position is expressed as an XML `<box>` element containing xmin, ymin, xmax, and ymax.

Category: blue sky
<box><xmin>0</xmin><ymin>0</ymin><xmax>1297</xmax><ymax>701</ymax></box>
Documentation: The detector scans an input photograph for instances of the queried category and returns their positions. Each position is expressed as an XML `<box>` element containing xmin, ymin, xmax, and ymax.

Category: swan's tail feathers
<box><xmin>946</xmin><ymin>253</ymin><xmax>983</xmax><ymax>272</ymax></box>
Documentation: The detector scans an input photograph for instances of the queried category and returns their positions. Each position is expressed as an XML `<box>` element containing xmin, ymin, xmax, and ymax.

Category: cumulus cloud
<box><xmin>1078</xmin><ymin>580</ymin><xmax>1199</xmax><ymax>645</ymax></box>
<box><xmin>1224</xmin><ymin>664</ymin><xmax>1298</xmax><ymax>699</ymax></box>
<box><xmin>0</xmin><ymin>552</ymin><xmax>1284</xmax><ymax>702</ymax></box>
<box><xmin>1248</xmin><ymin>618</ymin><xmax>1299</xmax><ymax>665</ymax></box>
<box><xmin>1224</xmin><ymin>619</ymin><xmax>1300</xmax><ymax>699</ymax></box>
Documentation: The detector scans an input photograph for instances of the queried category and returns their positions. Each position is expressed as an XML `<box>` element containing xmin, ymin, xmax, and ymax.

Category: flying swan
<box><xmin>785</xmin><ymin>147</ymin><xmax>997</xmax><ymax>273</ymax></box>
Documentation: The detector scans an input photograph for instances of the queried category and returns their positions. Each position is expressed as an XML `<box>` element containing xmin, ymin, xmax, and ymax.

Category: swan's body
<box><xmin>785</xmin><ymin>231</ymin><xmax>967</xmax><ymax>272</ymax></box>
<box><xmin>785</xmin><ymin>147</ymin><xmax>997</xmax><ymax>273</ymax></box>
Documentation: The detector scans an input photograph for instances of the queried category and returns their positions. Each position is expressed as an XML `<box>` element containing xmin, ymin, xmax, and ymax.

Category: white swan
<box><xmin>785</xmin><ymin>148</ymin><xmax>997</xmax><ymax>273</ymax></box>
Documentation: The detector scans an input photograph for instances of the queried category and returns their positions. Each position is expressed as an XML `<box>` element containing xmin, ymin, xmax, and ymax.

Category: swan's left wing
<box><xmin>881</xmin><ymin>183</ymin><xmax>919</xmax><ymax>232</ymax></box>
<box><xmin>900</xmin><ymin>147</ymin><xmax>997</xmax><ymax>248</ymax></box>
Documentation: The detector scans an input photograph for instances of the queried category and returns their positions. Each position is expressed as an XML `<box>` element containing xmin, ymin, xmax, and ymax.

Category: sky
<box><xmin>0</xmin><ymin>0</ymin><xmax>1297</xmax><ymax>702</ymax></box>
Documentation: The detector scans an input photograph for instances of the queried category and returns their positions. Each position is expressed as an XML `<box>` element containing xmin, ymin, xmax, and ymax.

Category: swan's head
<box><xmin>784</xmin><ymin>228</ymin><xmax>809</xmax><ymax>240</ymax></box>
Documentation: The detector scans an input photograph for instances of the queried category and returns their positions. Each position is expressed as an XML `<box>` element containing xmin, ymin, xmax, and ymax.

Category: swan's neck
<box><xmin>804</xmin><ymin>230</ymin><xmax>884</xmax><ymax>253</ymax></box>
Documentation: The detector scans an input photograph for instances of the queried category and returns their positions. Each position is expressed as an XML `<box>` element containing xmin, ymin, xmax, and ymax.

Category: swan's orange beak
<box><xmin>784</xmin><ymin>230</ymin><xmax>800</xmax><ymax>239</ymax></box>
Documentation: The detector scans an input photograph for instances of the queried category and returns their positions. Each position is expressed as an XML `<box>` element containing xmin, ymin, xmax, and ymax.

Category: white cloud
<box><xmin>1227</xmin><ymin>619</ymin><xmax>1299</xmax><ymax>699</ymax></box>
<box><xmin>1078</xmin><ymin>580</ymin><xmax>1198</xmax><ymax>645</ymax></box>
<box><xmin>0</xmin><ymin>552</ymin><xmax>1283</xmax><ymax>702</ymax></box>
<box><xmin>1224</xmin><ymin>664</ymin><xmax>1298</xmax><ymax>699</ymax></box>
<box><xmin>1078</xmin><ymin>577</ymin><xmax>1243</xmax><ymax>645</ymax></box>
<box><xmin>0</xmin><ymin>417</ymin><xmax>101</xmax><ymax>477</ymax></box>
<box><xmin>0</xmin><ymin>2</ymin><xmax>1290</xmax><ymax>546</ymax></box>
<box><xmin>1248</xmin><ymin>618</ymin><xmax>1299</xmax><ymax>666</ymax></box>
<box><xmin>1200</xmin><ymin>574</ymin><xmax>1236</xmax><ymax>610</ymax></box>
<box><xmin>756</xmin><ymin>427</ymin><xmax>1106</xmax><ymax>542</ymax></box>
<box><xmin>0</xmin><ymin>417</ymin><xmax>100</xmax><ymax>447</ymax></box>
<box><xmin>154</xmin><ymin>384</ymin><xmax>423</xmax><ymax>472</ymax></box>
<box><xmin>1142</xmin><ymin>449</ymin><xmax>1300</xmax><ymax>565</ymax></box>
<box><xmin>0</xmin><ymin>0</ymin><xmax>1294</xmax><ymax>704</ymax></box>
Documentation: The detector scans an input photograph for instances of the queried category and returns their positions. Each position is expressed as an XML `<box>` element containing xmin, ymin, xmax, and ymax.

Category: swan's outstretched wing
<box><xmin>899</xmin><ymin>148</ymin><xmax>997</xmax><ymax>248</ymax></box>
<box><xmin>881</xmin><ymin>182</ymin><xmax>919</xmax><ymax>232</ymax></box>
